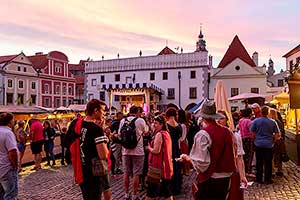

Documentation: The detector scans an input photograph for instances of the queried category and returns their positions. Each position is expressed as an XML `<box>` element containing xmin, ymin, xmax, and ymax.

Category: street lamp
<box><xmin>178</xmin><ymin>71</ymin><xmax>181</xmax><ymax>108</ymax></box>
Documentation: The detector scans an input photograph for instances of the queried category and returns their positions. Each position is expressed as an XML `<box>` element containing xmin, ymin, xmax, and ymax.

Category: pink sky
<box><xmin>0</xmin><ymin>0</ymin><xmax>299</xmax><ymax>72</ymax></box>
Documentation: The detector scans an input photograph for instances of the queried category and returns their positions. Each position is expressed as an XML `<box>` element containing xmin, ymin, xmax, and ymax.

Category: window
<box><xmin>55</xmin><ymin>63</ymin><xmax>62</xmax><ymax>73</ymax></box>
<box><xmin>150</xmin><ymin>73</ymin><xmax>155</xmax><ymax>81</ymax></box>
<box><xmin>17</xmin><ymin>94</ymin><xmax>24</xmax><ymax>105</ymax></box>
<box><xmin>190</xmin><ymin>71</ymin><xmax>196</xmax><ymax>79</ymax></box>
<box><xmin>189</xmin><ymin>87</ymin><xmax>197</xmax><ymax>99</ymax></box>
<box><xmin>101</xmin><ymin>75</ymin><xmax>105</xmax><ymax>83</ymax></box>
<box><xmin>44</xmin><ymin>84</ymin><xmax>49</xmax><ymax>94</ymax></box>
<box><xmin>231</xmin><ymin>88</ymin><xmax>239</xmax><ymax>97</ymax></box>
<box><xmin>297</xmin><ymin>57</ymin><xmax>300</xmax><ymax>64</ymax></box>
<box><xmin>114</xmin><ymin>95</ymin><xmax>120</xmax><ymax>102</ymax></box>
<box><xmin>56</xmin><ymin>85</ymin><xmax>60</xmax><ymax>94</ymax></box>
<box><xmin>68</xmin><ymin>86</ymin><xmax>72</xmax><ymax>95</ymax></box>
<box><xmin>7</xmin><ymin>79</ymin><xmax>13</xmax><ymax>88</ymax></box>
<box><xmin>278</xmin><ymin>79</ymin><xmax>284</xmax><ymax>87</ymax></box>
<box><xmin>24</xmin><ymin>67</ymin><xmax>27</xmax><ymax>72</ymax></box>
<box><xmin>167</xmin><ymin>88</ymin><xmax>175</xmax><ymax>99</ymax></box>
<box><xmin>31</xmin><ymin>82</ymin><xmax>36</xmax><ymax>90</ymax></box>
<box><xmin>63</xmin><ymin>86</ymin><xmax>67</xmax><ymax>95</ymax></box>
<box><xmin>56</xmin><ymin>99</ymin><xmax>61</xmax><ymax>108</ymax></box>
<box><xmin>91</xmin><ymin>79</ymin><xmax>97</xmax><ymax>86</ymax></box>
<box><xmin>17</xmin><ymin>66</ymin><xmax>21</xmax><ymax>71</ymax></box>
<box><xmin>6</xmin><ymin>93</ymin><xmax>13</xmax><ymax>104</ymax></box>
<box><xmin>88</xmin><ymin>94</ymin><xmax>94</xmax><ymax>100</ymax></box>
<box><xmin>31</xmin><ymin>95</ymin><xmax>36</xmax><ymax>105</ymax></box>
<box><xmin>63</xmin><ymin>99</ymin><xmax>67</xmax><ymax>106</ymax></box>
<box><xmin>163</xmin><ymin>72</ymin><xmax>168</xmax><ymax>80</ymax></box>
<box><xmin>290</xmin><ymin>60</ymin><xmax>294</xmax><ymax>71</ymax></box>
<box><xmin>45</xmin><ymin>98</ymin><xmax>50</xmax><ymax>107</ymax></box>
<box><xmin>251</xmin><ymin>88</ymin><xmax>259</xmax><ymax>94</ymax></box>
<box><xmin>100</xmin><ymin>91</ymin><xmax>105</xmax><ymax>101</ymax></box>
<box><xmin>115</xmin><ymin>74</ymin><xmax>120</xmax><ymax>82</ymax></box>
<box><xmin>18</xmin><ymin>80</ymin><xmax>23</xmax><ymax>89</ymax></box>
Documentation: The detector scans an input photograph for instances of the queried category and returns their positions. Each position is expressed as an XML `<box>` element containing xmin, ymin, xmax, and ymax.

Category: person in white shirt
<box><xmin>0</xmin><ymin>113</ymin><xmax>19</xmax><ymax>200</ymax></box>
<box><xmin>118</xmin><ymin>106</ymin><xmax>148</xmax><ymax>200</ymax></box>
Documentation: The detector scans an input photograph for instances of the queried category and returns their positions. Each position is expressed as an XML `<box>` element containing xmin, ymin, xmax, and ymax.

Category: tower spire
<box><xmin>196</xmin><ymin>24</ymin><xmax>207</xmax><ymax>52</ymax></box>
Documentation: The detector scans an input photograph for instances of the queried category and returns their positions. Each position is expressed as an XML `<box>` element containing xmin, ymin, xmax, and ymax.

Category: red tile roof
<box><xmin>158</xmin><ymin>46</ymin><xmax>176</xmax><ymax>55</ymax></box>
<box><xmin>27</xmin><ymin>54</ymin><xmax>48</xmax><ymax>70</ymax></box>
<box><xmin>283</xmin><ymin>44</ymin><xmax>300</xmax><ymax>58</ymax></box>
<box><xmin>0</xmin><ymin>54</ymin><xmax>18</xmax><ymax>64</ymax></box>
<box><xmin>69</xmin><ymin>63</ymin><xmax>84</xmax><ymax>71</ymax></box>
<box><xmin>218</xmin><ymin>35</ymin><xmax>256</xmax><ymax>68</ymax></box>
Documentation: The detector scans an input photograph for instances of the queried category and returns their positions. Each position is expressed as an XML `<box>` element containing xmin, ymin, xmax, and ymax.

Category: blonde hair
<box><xmin>269</xmin><ymin>108</ymin><xmax>278</xmax><ymax>121</ymax></box>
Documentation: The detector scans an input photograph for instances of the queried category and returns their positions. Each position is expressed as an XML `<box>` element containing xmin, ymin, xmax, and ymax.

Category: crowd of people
<box><xmin>0</xmin><ymin>98</ymin><xmax>288</xmax><ymax>200</ymax></box>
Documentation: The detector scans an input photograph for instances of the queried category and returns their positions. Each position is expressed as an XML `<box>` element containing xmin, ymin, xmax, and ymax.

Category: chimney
<box><xmin>209</xmin><ymin>55</ymin><xmax>213</xmax><ymax>67</ymax></box>
<box><xmin>252</xmin><ymin>52</ymin><xmax>258</xmax><ymax>66</ymax></box>
<box><xmin>35</xmin><ymin>52</ymin><xmax>43</xmax><ymax>55</ymax></box>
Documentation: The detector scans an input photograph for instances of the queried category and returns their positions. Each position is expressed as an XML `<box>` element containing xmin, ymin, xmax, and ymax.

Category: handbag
<box><xmin>91</xmin><ymin>157</ymin><xmax>108</xmax><ymax>176</ymax></box>
<box><xmin>147</xmin><ymin>166</ymin><xmax>162</xmax><ymax>184</ymax></box>
<box><xmin>146</xmin><ymin>133</ymin><xmax>164</xmax><ymax>184</ymax></box>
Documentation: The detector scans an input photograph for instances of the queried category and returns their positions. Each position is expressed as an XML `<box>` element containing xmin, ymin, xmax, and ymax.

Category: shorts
<box><xmin>122</xmin><ymin>155</ymin><xmax>144</xmax><ymax>176</ymax></box>
<box><xmin>80</xmin><ymin>165</ymin><xmax>111</xmax><ymax>199</ymax></box>
<box><xmin>30</xmin><ymin>140</ymin><xmax>44</xmax><ymax>154</ymax></box>
<box><xmin>17</xmin><ymin>143</ymin><xmax>26</xmax><ymax>153</ymax></box>
<box><xmin>147</xmin><ymin>179</ymin><xmax>172</xmax><ymax>198</ymax></box>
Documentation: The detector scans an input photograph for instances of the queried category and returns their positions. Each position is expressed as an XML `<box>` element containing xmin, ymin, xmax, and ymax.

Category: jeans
<box><xmin>255</xmin><ymin>146</ymin><xmax>273</xmax><ymax>182</ymax></box>
<box><xmin>0</xmin><ymin>169</ymin><xmax>18</xmax><ymax>200</ymax></box>
<box><xmin>44</xmin><ymin>140</ymin><xmax>55</xmax><ymax>164</ymax></box>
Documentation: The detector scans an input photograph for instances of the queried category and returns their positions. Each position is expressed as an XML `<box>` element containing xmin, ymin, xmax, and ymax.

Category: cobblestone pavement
<box><xmin>18</xmin><ymin>161</ymin><xmax>300</xmax><ymax>199</ymax></box>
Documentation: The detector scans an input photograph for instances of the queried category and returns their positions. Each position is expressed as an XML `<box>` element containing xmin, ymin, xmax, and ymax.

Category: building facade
<box><xmin>28</xmin><ymin>51</ymin><xmax>76</xmax><ymax>108</ymax></box>
<box><xmin>283</xmin><ymin>44</ymin><xmax>300</xmax><ymax>71</ymax></box>
<box><xmin>69</xmin><ymin>60</ymin><xmax>86</xmax><ymax>104</ymax></box>
<box><xmin>85</xmin><ymin>30</ymin><xmax>210</xmax><ymax>113</ymax></box>
<box><xmin>209</xmin><ymin>35</ymin><xmax>267</xmax><ymax>111</ymax></box>
<box><xmin>0</xmin><ymin>53</ymin><xmax>39</xmax><ymax>106</ymax></box>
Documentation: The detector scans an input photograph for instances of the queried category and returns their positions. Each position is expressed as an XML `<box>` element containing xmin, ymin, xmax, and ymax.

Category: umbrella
<box><xmin>214</xmin><ymin>80</ymin><xmax>234</xmax><ymax>131</ymax></box>
<box><xmin>228</xmin><ymin>92</ymin><xmax>265</xmax><ymax>101</ymax></box>
<box><xmin>188</xmin><ymin>99</ymin><xmax>207</xmax><ymax>113</ymax></box>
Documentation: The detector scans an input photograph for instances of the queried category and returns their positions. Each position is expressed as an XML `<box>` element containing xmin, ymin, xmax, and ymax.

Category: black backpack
<box><xmin>120</xmin><ymin>117</ymin><xmax>139</xmax><ymax>149</ymax></box>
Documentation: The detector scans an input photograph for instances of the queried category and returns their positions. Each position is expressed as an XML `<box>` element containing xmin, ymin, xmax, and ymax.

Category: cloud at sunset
<box><xmin>0</xmin><ymin>0</ymin><xmax>299</xmax><ymax>72</ymax></box>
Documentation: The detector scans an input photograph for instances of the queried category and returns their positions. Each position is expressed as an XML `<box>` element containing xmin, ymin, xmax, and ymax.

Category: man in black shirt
<box><xmin>78</xmin><ymin>99</ymin><xmax>111</xmax><ymax>200</ymax></box>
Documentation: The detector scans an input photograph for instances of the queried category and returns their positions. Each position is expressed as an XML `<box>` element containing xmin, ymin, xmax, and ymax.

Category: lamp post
<box><xmin>178</xmin><ymin>71</ymin><xmax>181</xmax><ymax>108</ymax></box>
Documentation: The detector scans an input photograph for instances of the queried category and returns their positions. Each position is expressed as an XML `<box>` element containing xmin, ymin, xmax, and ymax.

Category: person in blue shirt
<box><xmin>250</xmin><ymin>106</ymin><xmax>280</xmax><ymax>184</ymax></box>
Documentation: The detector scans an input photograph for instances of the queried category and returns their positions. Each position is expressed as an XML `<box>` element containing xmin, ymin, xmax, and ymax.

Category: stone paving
<box><xmin>18</xmin><ymin>161</ymin><xmax>300</xmax><ymax>199</ymax></box>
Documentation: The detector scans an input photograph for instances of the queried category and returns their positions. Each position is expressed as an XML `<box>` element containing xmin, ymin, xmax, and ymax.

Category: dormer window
<box><xmin>235</xmin><ymin>66</ymin><xmax>240</xmax><ymax>71</ymax></box>
<box><xmin>55</xmin><ymin>63</ymin><xmax>62</xmax><ymax>73</ymax></box>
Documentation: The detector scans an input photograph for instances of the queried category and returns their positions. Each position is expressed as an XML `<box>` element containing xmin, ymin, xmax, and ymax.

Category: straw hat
<box><xmin>198</xmin><ymin>101</ymin><xmax>225</xmax><ymax>119</ymax></box>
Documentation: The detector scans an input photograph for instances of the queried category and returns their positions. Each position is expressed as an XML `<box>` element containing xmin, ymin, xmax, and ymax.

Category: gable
<box><xmin>212</xmin><ymin>58</ymin><xmax>265</xmax><ymax>78</ymax></box>
<box><xmin>4</xmin><ymin>53</ymin><xmax>37</xmax><ymax>74</ymax></box>
<box><xmin>218</xmin><ymin>35</ymin><xmax>256</xmax><ymax>68</ymax></box>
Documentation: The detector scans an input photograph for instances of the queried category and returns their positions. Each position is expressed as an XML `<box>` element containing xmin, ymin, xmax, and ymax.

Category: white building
<box><xmin>85</xmin><ymin>30</ymin><xmax>211</xmax><ymax>113</ymax></box>
<box><xmin>283</xmin><ymin>44</ymin><xmax>300</xmax><ymax>71</ymax></box>
<box><xmin>209</xmin><ymin>35</ymin><xmax>267</xmax><ymax>111</ymax></box>
<box><xmin>0</xmin><ymin>53</ymin><xmax>39</xmax><ymax>106</ymax></box>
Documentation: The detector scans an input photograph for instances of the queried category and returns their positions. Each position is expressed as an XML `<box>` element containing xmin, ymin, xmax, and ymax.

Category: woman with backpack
<box><xmin>145</xmin><ymin>115</ymin><xmax>173</xmax><ymax>200</ymax></box>
<box><xmin>43</xmin><ymin>120</ymin><xmax>56</xmax><ymax>166</ymax></box>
